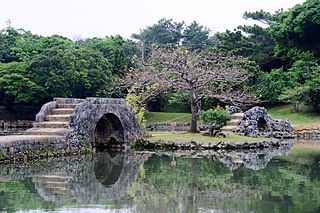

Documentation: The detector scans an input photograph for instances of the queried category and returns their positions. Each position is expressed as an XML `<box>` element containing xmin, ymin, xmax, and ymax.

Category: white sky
<box><xmin>0</xmin><ymin>0</ymin><xmax>305</xmax><ymax>40</ymax></box>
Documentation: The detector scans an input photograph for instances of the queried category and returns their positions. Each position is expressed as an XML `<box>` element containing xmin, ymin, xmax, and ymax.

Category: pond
<box><xmin>0</xmin><ymin>139</ymin><xmax>319</xmax><ymax>213</ymax></box>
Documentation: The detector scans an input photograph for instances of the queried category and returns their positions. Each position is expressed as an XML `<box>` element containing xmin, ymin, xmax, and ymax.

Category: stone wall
<box><xmin>0</xmin><ymin>136</ymin><xmax>88</xmax><ymax>163</ymax></box>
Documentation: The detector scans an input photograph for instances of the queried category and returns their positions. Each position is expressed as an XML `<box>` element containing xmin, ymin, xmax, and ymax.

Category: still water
<box><xmin>0</xmin><ymin>140</ymin><xmax>319</xmax><ymax>213</ymax></box>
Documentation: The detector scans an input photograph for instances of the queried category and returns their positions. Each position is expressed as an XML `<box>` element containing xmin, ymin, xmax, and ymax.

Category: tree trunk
<box><xmin>190</xmin><ymin>93</ymin><xmax>198</xmax><ymax>133</ymax></box>
<box><xmin>294</xmin><ymin>103</ymin><xmax>298</xmax><ymax>112</ymax></box>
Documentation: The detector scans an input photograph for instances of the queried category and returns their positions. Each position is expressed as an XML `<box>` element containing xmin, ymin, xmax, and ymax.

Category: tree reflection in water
<box><xmin>0</xmin><ymin>141</ymin><xmax>319</xmax><ymax>213</ymax></box>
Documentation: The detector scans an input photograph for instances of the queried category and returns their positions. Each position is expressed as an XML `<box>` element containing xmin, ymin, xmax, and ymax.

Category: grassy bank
<box><xmin>145</xmin><ymin>112</ymin><xmax>191</xmax><ymax>123</ymax></box>
<box><xmin>148</xmin><ymin>131</ymin><xmax>269</xmax><ymax>143</ymax></box>
<box><xmin>146</xmin><ymin>104</ymin><xmax>320</xmax><ymax>125</ymax></box>
<box><xmin>267</xmin><ymin>104</ymin><xmax>320</xmax><ymax>125</ymax></box>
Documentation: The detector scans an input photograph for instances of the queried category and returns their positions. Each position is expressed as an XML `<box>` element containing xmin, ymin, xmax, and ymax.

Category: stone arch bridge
<box><xmin>25</xmin><ymin>98</ymin><xmax>146</xmax><ymax>148</ymax></box>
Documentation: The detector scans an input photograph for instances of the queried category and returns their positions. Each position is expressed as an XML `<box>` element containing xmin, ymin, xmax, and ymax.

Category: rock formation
<box><xmin>232</xmin><ymin>107</ymin><xmax>294</xmax><ymax>138</ymax></box>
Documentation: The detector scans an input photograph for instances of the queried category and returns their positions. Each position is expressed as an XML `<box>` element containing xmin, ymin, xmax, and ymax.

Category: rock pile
<box><xmin>233</xmin><ymin>107</ymin><xmax>294</xmax><ymax>138</ymax></box>
<box><xmin>202</xmin><ymin>124</ymin><xmax>226</xmax><ymax>138</ymax></box>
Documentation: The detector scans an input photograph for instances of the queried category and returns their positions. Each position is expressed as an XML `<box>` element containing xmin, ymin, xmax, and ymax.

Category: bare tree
<box><xmin>121</xmin><ymin>47</ymin><xmax>258</xmax><ymax>133</ymax></box>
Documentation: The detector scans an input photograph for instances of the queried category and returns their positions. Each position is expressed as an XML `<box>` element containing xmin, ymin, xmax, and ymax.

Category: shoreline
<box><xmin>131</xmin><ymin>138</ymin><xmax>294</xmax><ymax>151</ymax></box>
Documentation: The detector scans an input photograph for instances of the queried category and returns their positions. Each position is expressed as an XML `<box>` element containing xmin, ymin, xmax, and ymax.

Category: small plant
<box><xmin>201</xmin><ymin>107</ymin><xmax>232</xmax><ymax>127</ymax></box>
<box><xmin>126</xmin><ymin>85</ymin><xmax>147</xmax><ymax>127</ymax></box>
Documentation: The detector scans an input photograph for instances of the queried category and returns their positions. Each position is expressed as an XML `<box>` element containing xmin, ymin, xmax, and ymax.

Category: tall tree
<box><xmin>132</xmin><ymin>18</ymin><xmax>184</xmax><ymax>59</ymax></box>
<box><xmin>215</xmin><ymin>10</ymin><xmax>283</xmax><ymax>72</ymax></box>
<box><xmin>182</xmin><ymin>21</ymin><xmax>212</xmax><ymax>51</ymax></box>
<box><xmin>270</xmin><ymin>0</ymin><xmax>320</xmax><ymax>58</ymax></box>
<box><xmin>28</xmin><ymin>45</ymin><xmax>112</xmax><ymax>99</ymax></box>
<box><xmin>121</xmin><ymin>47</ymin><xmax>257</xmax><ymax>132</ymax></box>
<box><xmin>0</xmin><ymin>62</ymin><xmax>44</xmax><ymax>110</ymax></box>
<box><xmin>85</xmin><ymin>35</ymin><xmax>130</xmax><ymax>76</ymax></box>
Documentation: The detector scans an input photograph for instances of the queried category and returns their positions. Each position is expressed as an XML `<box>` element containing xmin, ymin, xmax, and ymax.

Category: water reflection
<box><xmin>0</xmin><ymin>141</ymin><xmax>319</xmax><ymax>213</ymax></box>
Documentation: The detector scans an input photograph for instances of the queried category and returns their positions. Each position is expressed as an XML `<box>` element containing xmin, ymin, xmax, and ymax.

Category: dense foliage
<box><xmin>1</xmin><ymin>0</ymin><xmax>319</xmax><ymax>115</ymax></box>
<box><xmin>0</xmin><ymin>27</ymin><xmax>132</xmax><ymax>111</ymax></box>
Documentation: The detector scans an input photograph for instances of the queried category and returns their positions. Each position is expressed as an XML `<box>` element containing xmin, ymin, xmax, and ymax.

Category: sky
<box><xmin>0</xmin><ymin>0</ymin><xmax>306</xmax><ymax>40</ymax></box>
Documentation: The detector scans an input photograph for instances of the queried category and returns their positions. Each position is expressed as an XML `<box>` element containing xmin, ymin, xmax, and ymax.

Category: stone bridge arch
<box><xmin>94</xmin><ymin>113</ymin><xmax>125</xmax><ymax>147</ymax></box>
<box><xmin>65</xmin><ymin>98</ymin><xmax>146</xmax><ymax>147</ymax></box>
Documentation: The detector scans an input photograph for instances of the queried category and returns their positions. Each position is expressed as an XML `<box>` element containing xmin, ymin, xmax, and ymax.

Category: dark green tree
<box><xmin>28</xmin><ymin>45</ymin><xmax>112</xmax><ymax>99</ymax></box>
<box><xmin>132</xmin><ymin>18</ymin><xmax>184</xmax><ymax>59</ymax></box>
<box><xmin>215</xmin><ymin>10</ymin><xmax>283</xmax><ymax>72</ymax></box>
<box><xmin>0</xmin><ymin>62</ymin><xmax>45</xmax><ymax>110</ymax></box>
<box><xmin>85</xmin><ymin>35</ymin><xmax>130</xmax><ymax>76</ymax></box>
<box><xmin>270</xmin><ymin>0</ymin><xmax>320</xmax><ymax>58</ymax></box>
<box><xmin>182</xmin><ymin>21</ymin><xmax>212</xmax><ymax>51</ymax></box>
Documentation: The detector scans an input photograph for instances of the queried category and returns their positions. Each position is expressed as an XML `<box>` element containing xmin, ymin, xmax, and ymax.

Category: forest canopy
<box><xmin>0</xmin><ymin>0</ymin><xmax>319</xmax><ymax>113</ymax></box>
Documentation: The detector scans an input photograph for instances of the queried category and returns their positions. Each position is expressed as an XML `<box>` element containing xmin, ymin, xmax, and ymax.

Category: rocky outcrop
<box><xmin>232</xmin><ymin>107</ymin><xmax>294</xmax><ymax>138</ymax></box>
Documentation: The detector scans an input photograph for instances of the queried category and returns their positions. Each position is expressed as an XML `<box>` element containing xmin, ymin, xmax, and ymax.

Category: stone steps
<box><xmin>227</xmin><ymin>119</ymin><xmax>241</xmax><ymax>126</ymax></box>
<box><xmin>57</xmin><ymin>104</ymin><xmax>78</xmax><ymax>109</ymax></box>
<box><xmin>24</xmin><ymin>101</ymin><xmax>79</xmax><ymax>136</ymax></box>
<box><xmin>33</xmin><ymin>175</ymin><xmax>73</xmax><ymax>201</ymax></box>
<box><xmin>45</xmin><ymin>115</ymin><xmax>71</xmax><ymax>122</ymax></box>
<box><xmin>222</xmin><ymin>113</ymin><xmax>244</xmax><ymax>131</ymax></box>
<box><xmin>232</xmin><ymin>113</ymin><xmax>244</xmax><ymax>119</ymax></box>
<box><xmin>221</xmin><ymin>125</ymin><xmax>238</xmax><ymax>131</ymax></box>
<box><xmin>51</xmin><ymin>108</ymin><xmax>74</xmax><ymax>115</ymax></box>
<box><xmin>36</xmin><ymin>181</ymin><xmax>69</xmax><ymax>188</ymax></box>
<box><xmin>34</xmin><ymin>175</ymin><xmax>71</xmax><ymax>182</ymax></box>
<box><xmin>33</xmin><ymin>121</ymin><xmax>70</xmax><ymax>129</ymax></box>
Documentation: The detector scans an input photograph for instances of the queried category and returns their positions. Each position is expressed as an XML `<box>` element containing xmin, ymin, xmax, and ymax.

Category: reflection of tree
<box><xmin>0</xmin><ymin>177</ymin><xmax>72</xmax><ymax>212</ymax></box>
<box><xmin>129</xmin><ymin>147</ymin><xmax>320</xmax><ymax>213</ymax></box>
<box><xmin>186</xmin><ymin>158</ymin><xmax>198</xmax><ymax>213</ymax></box>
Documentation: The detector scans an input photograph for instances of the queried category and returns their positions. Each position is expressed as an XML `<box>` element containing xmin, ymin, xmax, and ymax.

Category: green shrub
<box><xmin>200</xmin><ymin>108</ymin><xmax>232</xmax><ymax>127</ymax></box>
<box><xmin>126</xmin><ymin>86</ymin><xmax>147</xmax><ymax>127</ymax></box>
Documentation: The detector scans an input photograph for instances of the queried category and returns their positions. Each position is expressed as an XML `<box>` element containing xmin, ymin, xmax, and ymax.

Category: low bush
<box><xmin>201</xmin><ymin>108</ymin><xmax>232</xmax><ymax>127</ymax></box>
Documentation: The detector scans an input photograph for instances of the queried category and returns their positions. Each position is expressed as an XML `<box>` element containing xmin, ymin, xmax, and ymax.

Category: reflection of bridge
<box><xmin>0</xmin><ymin>151</ymin><xmax>149</xmax><ymax>204</ymax></box>
<box><xmin>0</xmin><ymin>144</ymin><xmax>293</xmax><ymax>204</ymax></box>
